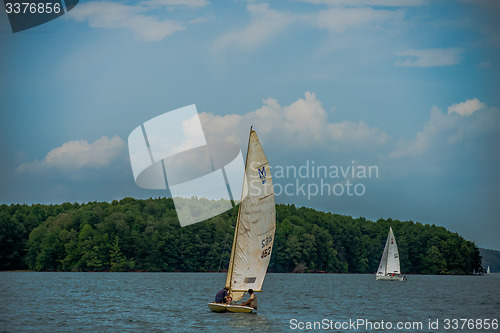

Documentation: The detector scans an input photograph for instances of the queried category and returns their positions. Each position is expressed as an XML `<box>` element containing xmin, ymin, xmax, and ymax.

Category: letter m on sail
<box><xmin>258</xmin><ymin>167</ymin><xmax>266</xmax><ymax>184</ymax></box>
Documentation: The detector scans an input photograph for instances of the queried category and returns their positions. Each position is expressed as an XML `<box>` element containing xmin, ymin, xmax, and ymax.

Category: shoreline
<box><xmin>0</xmin><ymin>270</ymin><xmax>484</xmax><ymax>275</ymax></box>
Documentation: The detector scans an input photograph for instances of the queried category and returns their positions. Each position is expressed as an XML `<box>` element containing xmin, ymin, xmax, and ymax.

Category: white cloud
<box><xmin>213</xmin><ymin>2</ymin><xmax>406</xmax><ymax>53</ymax></box>
<box><xmin>68</xmin><ymin>0</ymin><xmax>206</xmax><ymax>41</ymax></box>
<box><xmin>395</xmin><ymin>48</ymin><xmax>464</xmax><ymax>67</ymax></box>
<box><xmin>298</xmin><ymin>0</ymin><xmax>426</xmax><ymax>6</ymax></box>
<box><xmin>448</xmin><ymin>98</ymin><xmax>486</xmax><ymax>117</ymax></box>
<box><xmin>140</xmin><ymin>0</ymin><xmax>209</xmax><ymax>9</ymax></box>
<box><xmin>310</xmin><ymin>7</ymin><xmax>403</xmax><ymax>33</ymax></box>
<box><xmin>17</xmin><ymin>136</ymin><xmax>126</xmax><ymax>173</ymax></box>
<box><xmin>200</xmin><ymin>92</ymin><xmax>388</xmax><ymax>151</ymax></box>
<box><xmin>390</xmin><ymin>98</ymin><xmax>497</xmax><ymax>158</ymax></box>
<box><xmin>213</xmin><ymin>3</ymin><xmax>294</xmax><ymax>52</ymax></box>
<box><xmin>390</xmin><ymin>106</ymin><xmax>456</xmax><ymax>158</ymax></box>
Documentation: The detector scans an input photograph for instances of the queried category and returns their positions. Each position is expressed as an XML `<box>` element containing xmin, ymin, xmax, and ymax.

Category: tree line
<box><xmin>0</xmin><ymin>197</ymin><xmax>482</xmax><ymax>274</ymax></box>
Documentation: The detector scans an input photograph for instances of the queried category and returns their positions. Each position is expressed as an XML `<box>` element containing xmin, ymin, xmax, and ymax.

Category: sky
<box><xmin>1</xmin><ymin>0</ymin><xmax>499</xmax><ymax>250</ymax></box>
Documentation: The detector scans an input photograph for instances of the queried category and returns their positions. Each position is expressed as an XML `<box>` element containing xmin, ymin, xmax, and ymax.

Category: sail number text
<box><xmin>261</xmin><ymin>235</ymin><xmax>272</xmax><ymax>248</ymax></box>
<box><xmin>260</xmin><ymin>236</ymin><xmax>272</xmax><ymax>259</ymax></box>
<box><xmin>260</xmin><ymin>247</ymin><xmax>271</xmax><ymax>259</ymax></box>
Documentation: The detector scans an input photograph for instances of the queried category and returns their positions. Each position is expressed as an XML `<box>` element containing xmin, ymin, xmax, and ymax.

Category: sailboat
<box><xmin>376</xmin><ymin>226</ymin><xmax>406</xmax><ymax>281</ymax></box>
<box><xmin>487</xmin><ymin>266</ymin><xmax>491</xmax><ymax>274</ymax></box>
<box><xmin>208</xmin><ymin>127</ymin><xmax>276</xmax><ymax>313</ymax></box>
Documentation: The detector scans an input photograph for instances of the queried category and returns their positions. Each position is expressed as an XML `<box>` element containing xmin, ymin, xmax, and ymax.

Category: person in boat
<box><xmin>215</xmin><ymin>286</ymin><xmax>229</xmax><ymax>303</ymax></box>
<box><xmin>240</xmin><ymin>289</ymin><xmax>257</xmax><ymax>310</ymax></box>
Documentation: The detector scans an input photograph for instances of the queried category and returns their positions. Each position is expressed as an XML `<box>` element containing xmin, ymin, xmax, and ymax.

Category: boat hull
<box><xmin>208</xmin><ymin>303</ymin><xmax>229</xmax><ymax>312</ymax></box>
<box><xmin>227</xmin><ymin>305</ymin><xmax>255</xmax><ymax>313</ymax></box>
<box><xmin>376</xmin><ymin>275</ymin><xmax>405</xmax><ymax>281</ymax></box>
<box><xmin>208</xmin><ymin>303</ymin><xmax>255</xmax><ymax>313</ymax></box>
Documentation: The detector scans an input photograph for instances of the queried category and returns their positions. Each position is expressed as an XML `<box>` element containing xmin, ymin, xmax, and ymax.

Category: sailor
<box><xmin>215</xmin><ymin>286</ymin><xmax>229</xmax><ymax>303</ymax></box>
<box><xmin>241</xmin><ymin>289</ymin><xmax>258</xmax><ymax>310</ymax></box>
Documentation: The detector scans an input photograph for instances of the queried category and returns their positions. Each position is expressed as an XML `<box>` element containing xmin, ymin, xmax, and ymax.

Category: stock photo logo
<box><xmin>3</xmin><ymin>0</ymin><xmax>79</xmax><ymax>33</ymax></box>
<box><xmin>128</xmin><ymin>105</ymin><xmax>245</xmax><ymax>227</ymax></box>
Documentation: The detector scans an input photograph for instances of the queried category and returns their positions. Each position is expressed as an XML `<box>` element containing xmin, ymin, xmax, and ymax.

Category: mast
<box><xmin>225</xmin><ymin>126</ymin><xmax>254</xmax><ymax>289</ymax></box>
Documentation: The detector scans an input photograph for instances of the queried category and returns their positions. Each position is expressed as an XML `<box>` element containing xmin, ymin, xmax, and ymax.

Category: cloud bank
<box><xmin>390</xmin><ymin>98</ymin><xmax>498</xmax><ymax>158</ymax></box>
<box><xmin>395</xmin><ymin>48</ymin><xmax>464</xmax><ymax>67</ymax></box>
<box><xmin>448</xmin><ymin>98</ymin><xmax>486</xmax><ymax>117</ymax></box>
<box><xmin>68</xmin><ymin>0</ymin><xmax>208</xmax><ymax>41</ymax></box>
<box><xmin>213</xmin><ymin>3</ymin><xmax>294</xmax><ymax>52</ymax></box>
<box><xmin>297</xmin><ymin>0</ymin><xmax>426</xmax><ymax>6</ymax></box>
<box><xmin>212</xmin><ymin>2</ymin><xmax>405</xmax><ymax>53</ymax></box>
<box><xmin>200</xmin><ymin>92</ymin><xmax>389</xmax><ymax>151</ymax></box>
<box><xmin>17</xmin><ymin>136</ymin><xmax>125</xmax><ymax>173</ymax></box>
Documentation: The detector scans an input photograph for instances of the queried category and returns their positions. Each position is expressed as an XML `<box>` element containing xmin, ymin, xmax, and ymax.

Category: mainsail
<box><xmin>376</xmin><ymin>226</ymin><xmax>400</xmax><ymax>276</ymax></box>
<box><xmin>225</xmin><ymin>128</ymin><xmax>276</xmax><ymax>302</ymax></box>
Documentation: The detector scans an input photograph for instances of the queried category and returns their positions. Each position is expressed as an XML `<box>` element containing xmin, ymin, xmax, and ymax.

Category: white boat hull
<box><xmin>376</xmin><ymin>275</ymin><xmax>406</xmax><ymax>281</ymax></box>
<box><xmin>208</xmin><ymin>303</ymin><xmax>229</xmax><ymax>312</ymax></box>
<box><xmin>208</xmin><ymin>303</ymin><xmax>255</xmax><ymax>313</ymax></box>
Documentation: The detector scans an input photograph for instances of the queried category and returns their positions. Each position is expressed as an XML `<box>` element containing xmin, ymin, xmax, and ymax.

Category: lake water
<box><xmin>1</xmin><ymin>272</ymin><xmax>499</xmax><ymax>332</ymax></box>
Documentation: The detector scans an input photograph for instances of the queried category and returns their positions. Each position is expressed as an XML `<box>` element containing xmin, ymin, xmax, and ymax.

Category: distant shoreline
<box><xmin>1</xmin><ymin>270</ymin><xmax>490</xmax><ymax>275</ymax></box>
<box><xmin>1</xmin><ymin>199</ymin><xmax>487</xmax><ymax>274</ymax></box>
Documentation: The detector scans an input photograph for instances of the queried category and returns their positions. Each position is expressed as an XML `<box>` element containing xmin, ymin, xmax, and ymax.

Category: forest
<box><xmin>0</xmin><ymin>197</ymin><xmax>482</xmax><ymax>274</ymax></box>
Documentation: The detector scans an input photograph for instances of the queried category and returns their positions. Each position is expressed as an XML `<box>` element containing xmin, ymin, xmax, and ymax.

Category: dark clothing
<box><xmin>215</xmin><ymin>288</ymin><xmax>228</xmax><ymax>303</ymax></box>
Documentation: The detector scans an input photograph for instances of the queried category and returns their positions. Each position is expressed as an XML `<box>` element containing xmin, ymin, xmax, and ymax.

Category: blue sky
<box><xmin>1</xmin><ymin>0</ymin><xmax>499</xmax><ymax>250</ymax></box>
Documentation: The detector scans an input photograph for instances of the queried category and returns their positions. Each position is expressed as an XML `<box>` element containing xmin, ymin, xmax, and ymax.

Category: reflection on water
<box><xmin>0</xmin><ymin>272</ymin><xmax>499</xmax><ymax>332</ymax></box>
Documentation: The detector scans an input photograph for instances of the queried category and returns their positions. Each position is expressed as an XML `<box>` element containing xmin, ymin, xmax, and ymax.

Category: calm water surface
<box><xmin>1</xmin><ymin>272</ymin><xmax>499</xmax><ymax>332</ymax></box>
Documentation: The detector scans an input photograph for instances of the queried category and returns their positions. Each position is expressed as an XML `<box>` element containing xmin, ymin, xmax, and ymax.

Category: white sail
<box><xmin>225</xmin><ymin>129</ymin><xmax>276</xmax><ymax>302</ymax></box>
<box><xmin>376</xmin><ymin>227</ymin><xmax>401</xmax><ymax>276</ymax></box>
<box><xmin>386</xmin><ymin>227</ymin><xmax>400</xmax><ymax>274</ymax></box>
<box><xmin>376</xmin><ymin>232</ymin><xmax>389</xmax><ymax>276</ymax></box>
<box><xmin>487</xmin><ymin>266</ymin><xmax>490</xmax><ymax>274</ymax></box>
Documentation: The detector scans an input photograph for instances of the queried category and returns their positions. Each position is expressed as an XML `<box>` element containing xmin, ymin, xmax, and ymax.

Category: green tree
<box><xmin>0</xmin><ymin>212</ymin><xmax>26</xmax><ymax>269</ymax></box>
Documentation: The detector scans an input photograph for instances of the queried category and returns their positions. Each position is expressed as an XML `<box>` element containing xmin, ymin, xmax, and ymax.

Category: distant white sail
<box><xmin>376</xmin><ymin>232</ymin><xmax>389</xmax><ymax>276</ymax></box>
<box><xmin>386</xmin><ymin>227</ymin><xmax>400</xmax><ymax>274</ymax></box>
<box><xmin>225</xmin><ymin>129</ymin><xmax>276</xmax><ymax>302</ymax></box>
<box><xmin>376</xmin><ymin>226</ymin><xmax>403</xmax><ymax>281</ymax></box>
<box><xmin>487</xmin><ymin>266</ymin><xmax>491</xmax><ymax>274</ymax></box>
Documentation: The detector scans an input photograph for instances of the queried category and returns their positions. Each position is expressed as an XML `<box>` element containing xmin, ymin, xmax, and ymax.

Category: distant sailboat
<box><xmin>208</xmin><ymin>127</ymin><xmax>276</xmax><ymax>313</ymax></box>
<box><xmin>487</xmin><ymin>266</ymin><xmax>491</xmax><ymax>274</ymax></box>
<box><xmin>376</xmin><ymin>226</ymin><xmax>406</xmax><ymax>281</ymax></box>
